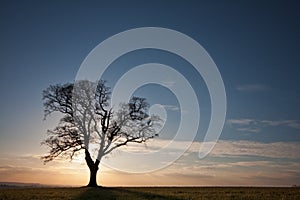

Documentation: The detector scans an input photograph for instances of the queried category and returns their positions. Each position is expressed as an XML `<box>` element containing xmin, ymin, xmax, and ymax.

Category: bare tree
<box><xmin>42</xmin><ymin>80</ymin><xmax>161</xmax><ymax>187</ymax></box>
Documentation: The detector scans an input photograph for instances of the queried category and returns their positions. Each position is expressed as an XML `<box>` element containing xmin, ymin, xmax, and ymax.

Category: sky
<box><xmin>0</xmin><ymin>0</ymin><xmax>300</xmax><ymax>186</ymax></box>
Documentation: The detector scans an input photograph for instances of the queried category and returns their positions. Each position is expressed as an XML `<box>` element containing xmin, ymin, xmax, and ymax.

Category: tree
<box><xmin>41</xmin><ymin>80</ymin><xmax>161</xmax><ymax>187</ymax></box>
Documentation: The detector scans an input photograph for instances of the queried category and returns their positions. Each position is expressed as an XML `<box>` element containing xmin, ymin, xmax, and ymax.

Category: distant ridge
<box><xmin>0</xmin><ymin>182</ymin><xmax>64</xmax><ymax>188</ymax></box>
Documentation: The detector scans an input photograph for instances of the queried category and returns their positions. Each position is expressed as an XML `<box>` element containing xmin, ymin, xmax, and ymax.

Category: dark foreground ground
<box><xmin>1</xmin><ymin>187</ymin><xmax>300</xmax><ymax>200</ymax></box>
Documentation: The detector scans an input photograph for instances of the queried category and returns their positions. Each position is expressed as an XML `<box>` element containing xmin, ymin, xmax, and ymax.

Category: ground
<box><xmin>1</xmin><ymin>187</ymin><xmax>300</xmax><ymax>200</ymax></box>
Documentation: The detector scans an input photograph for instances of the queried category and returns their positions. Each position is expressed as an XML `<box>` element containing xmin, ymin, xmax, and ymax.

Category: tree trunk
<box><xmin>85</xmin><ymin>149</ymin><xmax>100</xmax><ymax>187</ymax></box>
<box><xmin>88</xmin><ymin>165</ymin><xmax>98</xmax><ymax>187</ymax></box>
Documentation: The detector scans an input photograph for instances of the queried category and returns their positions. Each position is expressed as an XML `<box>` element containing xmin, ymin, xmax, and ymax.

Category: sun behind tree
<box><xmin>41</xmin><ymin>80</ymin><xmax>161</xmax><ymax>187</ymax></box>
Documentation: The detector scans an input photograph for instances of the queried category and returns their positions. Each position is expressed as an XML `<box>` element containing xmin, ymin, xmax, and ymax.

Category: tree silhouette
<box><xmin>41</xmin><ymin>80</ymin><xmax>161</xmax><ymax>187</ymax></box>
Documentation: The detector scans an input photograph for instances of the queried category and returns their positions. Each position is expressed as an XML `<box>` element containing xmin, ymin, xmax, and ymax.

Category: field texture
<box><xmin>1</xmin><ymin>187</ymin><xmax>300</xmax><ymax>200</ymax></box>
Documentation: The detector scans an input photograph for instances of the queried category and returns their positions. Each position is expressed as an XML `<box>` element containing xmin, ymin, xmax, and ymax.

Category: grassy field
<box><xmin>1</xmin><ymin>187</ymin><xmax>300</xmax><ymax>200</ymax></box>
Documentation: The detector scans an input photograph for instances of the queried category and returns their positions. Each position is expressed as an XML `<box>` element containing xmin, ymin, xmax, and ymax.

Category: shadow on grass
<box><xmin>74</xmin><ymin>187</ymin><xmax>116</xmax><ymax>200</ymax></box>
<box><xmin>74</xmin><ymin>187</ymin><xmax>182</xmax><ymax>200</ymax></box>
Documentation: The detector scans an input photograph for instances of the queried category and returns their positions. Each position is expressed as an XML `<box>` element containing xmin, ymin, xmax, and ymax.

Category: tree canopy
<box><xmin>41</xmin><ymin>80</ymin><xmax>161</xmax><ymax>186</ymax></box>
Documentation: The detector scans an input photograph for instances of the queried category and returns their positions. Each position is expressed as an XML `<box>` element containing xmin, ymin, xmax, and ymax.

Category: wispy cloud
<box><xmin>195</xmin><ymin>140</ymin><xmax>300</xmax><ymax>159</ymax></box>
<box><xmin>105</xmin><ymin>139</ymin><xmax>300</xmax><ymax>185</ymax></box>
<box><xmin>162</xmin><ymin>80</ymin><xmax>176</xmax><ymax>88</ymax></box>
<box><xmin>236</xmin><ymin>84</ymin><xmax>270</xmax><ymax>92</ymax></box>
<box><xmin>227</xmin><ymin>119</ymin><xmax>256</xmax><ymax>126</ymax></box>
<box><xmin>162</xmin><ymin>104</ymin><xmax>180</xmax><ymax>112</ymax></box>
<box><xmin>1</xmin><ymin>139</ymin><xmax>300</xmax><ymax>186</ymax></box>
<box><xmin>227</xmin><ymin>118</ymin><xmax>300</xmax><ymax>133</ymax></box>
<box><xmin>227</xmin><ymin>118</ymin><xmax>261</xmax><ymax>133</ymax></box>
<box><xmin>261</xmin><ymin>120</ymin><xmax>300</xmax><ymax>129</ymax></box>
<box><xmin>155</xmin><ymin>140</ymin><xmax>300</xmax><ymax>186</ymax></box>
<box><xmin>235</xmin><ymin>127</ymin><xmax>261</xmax><ymax>133</ymax></box>
<box><xmin>116</xmin><ymin>139</ymin><xmax>300</xmax><ymax>159</ymax></box>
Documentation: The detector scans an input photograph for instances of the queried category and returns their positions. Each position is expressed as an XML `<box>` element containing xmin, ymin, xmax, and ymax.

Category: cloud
<box><xmin>162</xmin><ymin>104</ymin><xmax>180</xmax><ymax>112</ymax></box>
<box><xmin>227</xmin><ymin>119</ymin><xmax>256</xmax><ymax>126</ymax></box>
<box><xmin>154</xmin><ymin>140</ymin><xmax>300</xmax><ymax>186</ymax></box>
<box><xmin>261</xmin><ymin>120</ymin><xmax>300</xmax><ymax>129</ymax></box>
<box><xmin>227</xmin><ymin>118</ymin><xmax>261</xmax><ymax>133</ymax></box>
<box><xmin>227</xmin><ymin>118</ymin><xmax>300</xmax><ymax>133</ymax></box>
<box><xmin>236</xmin><ymin>127</ymin><xmax>261</xmax><ymax>133</ymax></box>
<box><xmin>236</xmin><ymin>84</ymin><xmax>269</xmax><ymax>92</ymax></box>
<box><xmin>1</xmin><ymin>139</ymin><xmax>300</xmax><ymax>186</ymax></box>
<box><xmin>162</xmin><ymin>80</ymin><xmax>175</xmax><ymax>87</ymax></box>
<box><xmin>187</xmin><ymin>140</ymin><xmax>300</xmax><ymax>159</ymax></box>
<box><xmin>114</xmin><ymin>138</ymin><xmax>300</xmax><ymax>160</ymax></box>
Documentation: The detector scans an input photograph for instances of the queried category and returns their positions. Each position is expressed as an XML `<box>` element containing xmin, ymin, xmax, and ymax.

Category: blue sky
<box><xmin>0</xmin><ymin>0</ymin><xmax>300</xmax><ymax>186</ymax></box>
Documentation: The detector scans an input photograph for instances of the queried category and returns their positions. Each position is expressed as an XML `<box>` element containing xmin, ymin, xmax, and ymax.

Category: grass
<box><xmin>1</xmin><ymin>187</ymin><xmax>300</xmax><ymax>200</ymax></box>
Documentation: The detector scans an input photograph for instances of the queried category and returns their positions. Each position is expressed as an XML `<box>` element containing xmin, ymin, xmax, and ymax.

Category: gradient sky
<box><xmin>0</xmin><ymin>0</ymin><xmax>300</xmax><ymax>186</ymax></box>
